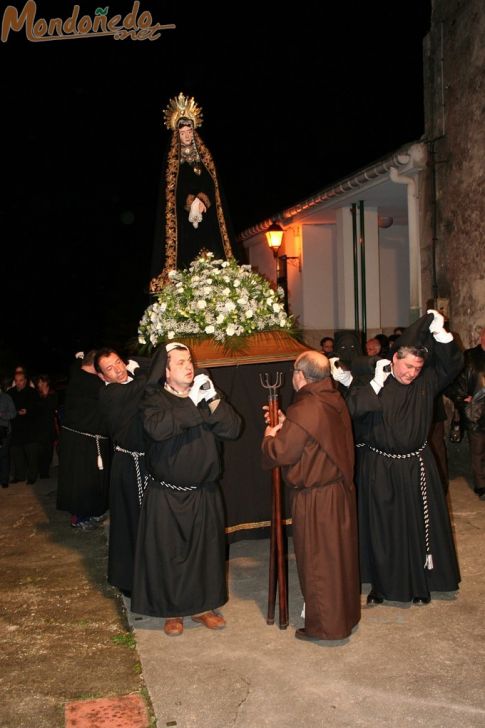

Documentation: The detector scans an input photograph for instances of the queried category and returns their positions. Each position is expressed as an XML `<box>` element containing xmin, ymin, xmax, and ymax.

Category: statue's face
<box><xmin>179</xmin><ymin>125</ymin><xmax>193</xmax><ymax>146</ymax></box>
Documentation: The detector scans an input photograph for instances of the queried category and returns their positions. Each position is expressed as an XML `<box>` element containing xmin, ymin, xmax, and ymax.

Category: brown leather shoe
<box><xmin>191</xmin><ymin>611</ymin><xmax>225</xmax><ymax>630</ymax></box>
<box><xmin>164</xmin><ymin>617</ymin><xmax>183</xmax><ymax>636</ymax></box>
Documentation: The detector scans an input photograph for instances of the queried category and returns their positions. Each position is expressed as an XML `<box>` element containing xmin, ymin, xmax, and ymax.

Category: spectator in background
<box><xmin>375</xmin><ymin>334</ymin><xmax>390</xmax><ymax>357</ymax></box>
<box><xmin>447</xmin><ymin>327</ymin><xmax>485</xmax><ymax>500</ymax></box>
<box><xmin>34</xmin><ymin>375</ymin><xmax>59</xmax><ymax>479</ymax></box>
<box><xmin>388</xmin><ymin>334</ymin><xmax>400</xmax><ymax>352</ymax></box>
<box><xmin>0</xmin><ymin>380</ymin><xmax>16</xmax><ymax>488</ymax></box>
<box><xmin>365</xmin><ymin>338</ymin><xmax>382</xmax><ymax>357</ymax></box>
<box><xmin>9</xmin><ymin>370</ymin><xmax>40</xmax><ymax>484</ymax></box>
<box><xmin>320</xmin><ymin>337</ymin><xmax>335</xmax><ymax>356</ymax></box>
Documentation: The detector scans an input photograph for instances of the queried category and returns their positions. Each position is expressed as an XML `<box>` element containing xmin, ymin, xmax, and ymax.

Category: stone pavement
<box><xmin>126</xmin><ymin>467</ymin><xmax>485</xmax><ymax>728</ymax></box>
<box><xmin>2</xmin><ymin>443</ymin><xmax>484</xmax><ymax>728</ymax></box>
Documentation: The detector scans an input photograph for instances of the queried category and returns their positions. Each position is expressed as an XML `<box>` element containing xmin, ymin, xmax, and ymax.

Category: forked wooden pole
<box><xmin>260</xmin><ymin>372</ymin><xmax>288</xmax><ymax>629</ymax></box>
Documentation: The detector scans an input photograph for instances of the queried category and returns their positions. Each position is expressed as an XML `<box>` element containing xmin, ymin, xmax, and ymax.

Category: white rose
<box><xmin>160</xmin><ymin>302</ymin><xmax>167</xmax><ymax>312</ymax></box>
<box><xmin>233</xmin><ymin>279</ymin><xmax>241</xmax><ymax>287</ymax></box>
<box><xmin>197</xmin><ymin>300</ymin><xmax>207</xmax><ymax>309</ymax></box>
<box><xmin>224</xmin><ymin>301</ymin><xmax>236</xmax><ymax>312</ymax></box>
<box><xmin>273</xmin><ymin>303</ymin><xmax>281</xmax><ymax>313</ymax></box>
<box><xmin>138</xmin><ymin>335</ymin><xmax>146</xmax><ymax>344</ymax></box>
<box><xmin>205</xmin><ymin>324</ymin><xmax>215</xmax><ymax>334</ymax></box>
<box><xmin>222</xmin><ymin>287</ymin><xmax>231</xmax><ymax>296</ymax></box>
<box><xmin>167</xmin><ymin>331</ymin><xmax>175</xmax><ymax>340</ymax></box>
<box><xmin>226</xmin><ymin>324</ymin><xmax>236</xmax><ymax>336</ymax></box>
<box><xmin>245</xmin><ymin>309</ymin><xmax>254</xmax><ymax>318</ymax></box>
<box><xmin>216</xmin><ymin>314</ymin><xmax>224</xmax><ymax>324</ymax></box>
<box><xmin>168</xmin><ymin>270</ymin><xmax>177</xmax><ymax>278</ymax></box>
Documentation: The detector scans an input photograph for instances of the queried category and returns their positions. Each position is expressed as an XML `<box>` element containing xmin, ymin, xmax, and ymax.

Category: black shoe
<box><xmin>366</xmin><ymin>590</ymin><xmax>384</xmax><ymax>605</ymax></box>
<box><xmin>1</xmin><ymin>483</ymin><xmax>8</xmax><ymax>489</ymax></box>
<box><xmin>475</xmin><ymin>488</ymin><xmax>485</xmax><ymax>501</ymax></box>
<box><xmin>412</xmin><ymin>596</ymin><xmax>431</xmax><ymax>605</ymax></box>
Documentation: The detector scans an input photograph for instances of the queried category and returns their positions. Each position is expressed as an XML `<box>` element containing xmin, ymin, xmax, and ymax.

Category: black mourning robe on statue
<box><xmin>131</xmin><ymin>379</ymin><xmax>241</xmax><ymax>618</ymax></box>
<box><xmin>175</xmin><ymin>161</ymin><xmax>227</xmax><ymax>270</ymax></box>
<box><xmin>346</xmin><ymin>337</ymin><xmax>463</xmax><ymax>601</ymax></box>
<box><xmin>99</xmin><ymin>361</ymin><xmax>149</xmax><ymax>594</ymax></box>
<box><xmin>150</xmin><ymin>128</ymin><xmax>236</xmax><ymax>287</ymax></box>
<box><xmin>57</xmin><ymin>363</ymin><xmax>110</xmax><ymax>518</ymax></box>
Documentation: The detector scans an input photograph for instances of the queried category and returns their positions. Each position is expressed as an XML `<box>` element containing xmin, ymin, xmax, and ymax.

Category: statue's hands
<box><xmin>188</xmin><ymin>198</ymin><xmax>203</xmax><ymax>229</ymax></box>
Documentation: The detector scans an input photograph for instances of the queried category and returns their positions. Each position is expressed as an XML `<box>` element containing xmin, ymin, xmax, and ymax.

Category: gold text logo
<box><xmin>1</xmin><ymin>1</ymin><xmax>176</xmax><ymax>43</ymax></box>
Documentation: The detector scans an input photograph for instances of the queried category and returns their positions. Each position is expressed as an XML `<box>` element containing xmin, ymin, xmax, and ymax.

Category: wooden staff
<box><xmin>260</xmin><ymin>372</ymin><xmax>288</xmax><ymax>629</ymax></box>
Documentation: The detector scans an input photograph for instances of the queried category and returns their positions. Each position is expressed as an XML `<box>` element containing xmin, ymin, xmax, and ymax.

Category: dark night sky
<box><xmin>1</xmin><ymin>0</ymin><xmax>431</xmax><ymax>375</ymax></box>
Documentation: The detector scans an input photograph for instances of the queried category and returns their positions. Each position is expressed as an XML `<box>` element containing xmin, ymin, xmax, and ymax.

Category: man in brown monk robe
<box><xmin>261</xmin><ymin>350</ymin><xmax>360</xmax><ymax>642</ymax></box>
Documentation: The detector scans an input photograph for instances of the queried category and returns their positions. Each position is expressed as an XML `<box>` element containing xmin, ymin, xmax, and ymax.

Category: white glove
<box><xmin>200</xmin><ymin>377</ymin><xmax>218</xmax><ymax>403</ymax></box>
<box><xmin>427</xmin><ymin>309</ymin><xmax>453</xmax><ymax>343</ymax></box>
<box><xmin>189</xmin><ymin>198</ymin><xmax>203</xmax><ymax>229</ymax></box>
<box><xmin>188</xmin><ymin>373</ymin><xmax>210</xmax><ymax>406</ymax></box>
<box><xmin>370</xmin><ymin>358</ymin><xmax>392</xmax><ymax>394</ymax></box>
<box><xmin>329</xmin><ymin>357</ymin><xmax>353</xmax><ymax>387</ymax></box>
<box><xmin>127</xmin><ymin>359</ymin><xmax>139</xmax><ymax>375</ymax></box>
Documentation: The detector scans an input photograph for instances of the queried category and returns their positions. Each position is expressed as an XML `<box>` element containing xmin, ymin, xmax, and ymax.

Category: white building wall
<box><xmin>297</xmin><ymin>224</ymin><xmax>337</xmax><ymax>331</ymax></box>
<box><xmin>378</xmin><ymin>225</ymin><xmax>410</xmax><ymax>329</ymax></box>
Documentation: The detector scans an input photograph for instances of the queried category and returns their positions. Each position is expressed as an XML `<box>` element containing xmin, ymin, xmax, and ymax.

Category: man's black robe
<box><xmin>346</xmin><ymin>339</ymin><xmax>463</xmax><ymax>601</ymax></box>
<box><xmin>131</xmin><ymin>387</ymin><xmax>241</xmax><ymax>618</ymax></box>
<box><xmin>99</xmin><ymin>363</ymin><xmax>149</xmax><ymax>594</ymax></box>
<box><xmin>57</xmin><ymin>363</ymin><xmax>110</xmax><ymax>518</ymax></box>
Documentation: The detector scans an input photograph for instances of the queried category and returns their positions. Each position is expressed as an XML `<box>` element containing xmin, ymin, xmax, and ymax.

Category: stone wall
<box><xmin>422</xmin><ymin>0</ymin><xmax>485</xmax><ymax>348</ymax></box>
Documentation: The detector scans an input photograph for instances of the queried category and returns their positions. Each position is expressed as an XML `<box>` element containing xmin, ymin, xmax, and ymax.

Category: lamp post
<box><xmin>265</xmin><ymin>222</ymin><xmax>284</xmax><ymax>258</ymax></box>
<box><xmin>265</xmin><ymin>222</ymin><xmax>300</xmax><ymax>313</ymax></box>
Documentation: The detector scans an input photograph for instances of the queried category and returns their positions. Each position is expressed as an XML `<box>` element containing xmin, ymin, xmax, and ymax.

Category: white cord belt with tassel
<box><xmin>362</xmin><ymin>440</ymin><xmax>433</xmax><ymax>570</ymax></box>
<box><xmin>61</xmin><ymin>425</ymin><xmax>109</xmax><ymax>470</ymax></box>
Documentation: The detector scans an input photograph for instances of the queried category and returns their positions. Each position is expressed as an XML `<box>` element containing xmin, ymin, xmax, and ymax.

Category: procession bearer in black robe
<box><xmin>95</xmin><ymin>348</ymin><xmax>152</xmax><ymax>597</ymax></box>
<box><xmin>332</xmin><ymin>310</ymin><xmax>463</xmax><ymax>605</ymax></box>
<box><xmin>131</xmin><ymin>342</ymin><xmax>241</xmax><ymax>637</ymax></box>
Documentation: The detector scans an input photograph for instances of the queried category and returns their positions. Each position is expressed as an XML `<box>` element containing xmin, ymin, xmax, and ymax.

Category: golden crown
<box><xmin>163</xmin><ymin>92</ymin><xmax>203</xmax><ymax>130</ymax></box>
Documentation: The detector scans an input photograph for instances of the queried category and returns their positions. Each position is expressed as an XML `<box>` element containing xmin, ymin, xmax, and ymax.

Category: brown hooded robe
<box><xmin>262</xmin><ymin>378</ymin><xmax>360</xmax><ymax>640</ymax></box>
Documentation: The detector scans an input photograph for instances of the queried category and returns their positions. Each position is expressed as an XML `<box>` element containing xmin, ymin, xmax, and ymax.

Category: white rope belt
<box><xmin>114</xmin><ymin>445</ymin><xmax>147</xmax><ymax>506</ymax></box>
<box><xmin>364</xmin><ymin>440</ymin><xmax>433</xmax><ymax>571</ymax></box>
<box><xmin>148</xmin><ymin>474</ymin><xmax>198</xmax><ymax>492</ymax></box>
<box><xmin>62</xmin><ymin>425</ymin><xmax>108</xmax><ymax>470</ymax></box>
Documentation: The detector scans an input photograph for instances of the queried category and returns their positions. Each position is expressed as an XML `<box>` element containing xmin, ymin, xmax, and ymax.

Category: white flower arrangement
<box><xmin>138</xmin><ymin>253</ymin><xmax>295</xmax><ymax>348</ymax></box>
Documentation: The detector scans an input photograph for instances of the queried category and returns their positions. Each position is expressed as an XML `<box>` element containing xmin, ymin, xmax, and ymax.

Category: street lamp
<box><xmin>265</xmin><ymin>222</ymin><xmax>284</xmax><ymax>257</ymax></box>
<box><xmin>265</xmin><ymin>222</ymin><xmax>300</xmax><ymax>313</ymax></box>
